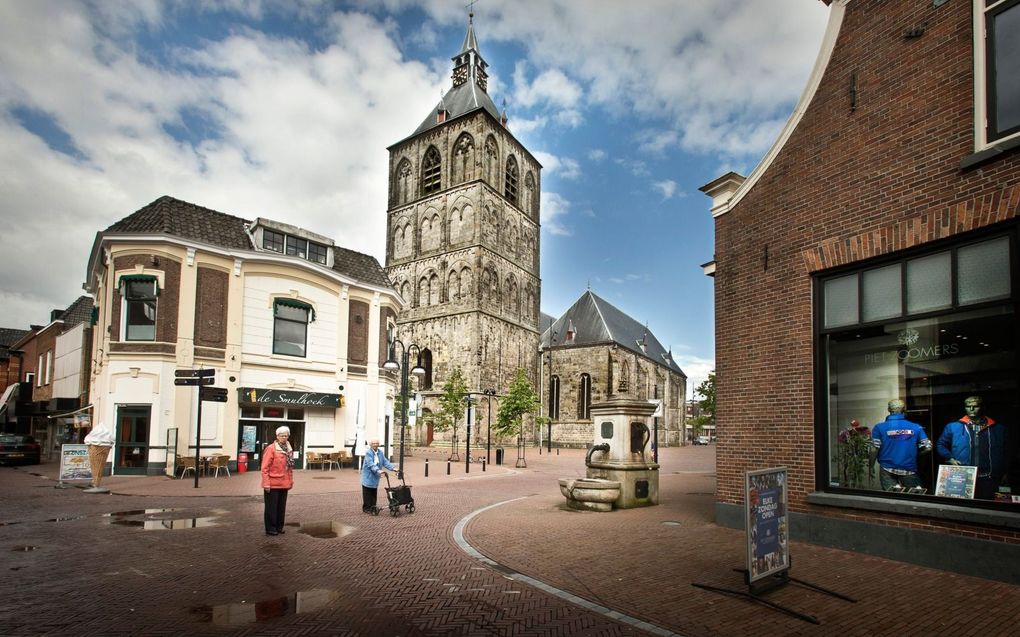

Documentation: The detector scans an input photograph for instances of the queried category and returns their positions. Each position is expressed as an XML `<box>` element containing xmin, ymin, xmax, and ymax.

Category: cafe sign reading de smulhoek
<box><xmin>240</xmin><ymin>388</ymin><xmax>341</xmax><ymax>408</ymax></box>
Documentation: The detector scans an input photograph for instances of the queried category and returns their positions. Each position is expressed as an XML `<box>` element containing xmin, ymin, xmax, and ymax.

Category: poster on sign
<box><xmin>59</xmin><ymin>444</ymin><xmax>92</xmax><ymax>481</ymax></box>
<box><xmin>745</xmin><ymin>467</ymin><xmax>789</xmax><ymax>583</ymax></box>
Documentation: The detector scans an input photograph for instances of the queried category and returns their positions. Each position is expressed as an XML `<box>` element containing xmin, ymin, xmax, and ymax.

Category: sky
<box><xmin>0</xmin><ymin>0</ymin><xmax>830</xmax><ymax>398</ymax></box>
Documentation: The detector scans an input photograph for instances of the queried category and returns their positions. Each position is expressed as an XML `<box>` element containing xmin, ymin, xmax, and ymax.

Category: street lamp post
<box><xmin>383</xmin><ymin>337</ymin><xmax>425</xmax><ymax>481</ymax></box>
<box><xmin>547</xmin><ymin>330</ymin><xmax>556</xmax><ymax>453</ymax></box>
<box><xmin>483</xmin><ymin>389</ymin><xmax>496</xmax><ymax>464</ymax></box>
<box><xmin>465</xmin><ymin>395</ymin><xmax>477</xmax><ymax>473</ymax></box>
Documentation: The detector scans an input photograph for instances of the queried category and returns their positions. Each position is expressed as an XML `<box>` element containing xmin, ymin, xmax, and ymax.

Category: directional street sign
<box><xmin>200</xmin><ymin>387</ymin><xmax>229</xmax><ymax>403</ymax></box>
<box><xmin>175</xmin><ymin>368</ymin><xmax>215</xmax><ymax>378</ymax></box>
<box><xmin>174</xmin><ymin>377</ymin><xmax>215</xmax><ymax>386</ymax></box>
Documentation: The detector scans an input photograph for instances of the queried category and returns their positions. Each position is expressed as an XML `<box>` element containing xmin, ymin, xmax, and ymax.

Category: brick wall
<box><xmin>714</xmin><ymin>0</ymin><xmax>1019</xmax><ymax>537</ymax></box>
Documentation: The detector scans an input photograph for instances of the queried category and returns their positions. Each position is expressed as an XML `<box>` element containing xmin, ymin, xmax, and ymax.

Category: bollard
<box><xmin>557</xmin><ymin>448</ymin><xmax>560</xmax><ymax>456</ymax></box>
<box><xmin>447</xmin><ymin>460</ymin><xmax>451</xmax><ymax>475</ymax></box>
<box><xmin>482</xmin><ymin>459</ymin><xmax>486</xmax><ymax>472</ymax></box>
<box><xmin>425</xmin><ymin>458</ymin><xmax>429</xmax><ymax>478</ymax></box>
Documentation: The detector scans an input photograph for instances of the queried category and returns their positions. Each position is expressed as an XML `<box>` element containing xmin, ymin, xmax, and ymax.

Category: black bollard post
<box><xmin>482</xmin><ymin>459</ymin><xmax>486</xmax><ymax>472</ymax></box>
<box><xmin>447</xmin><ymin>460</ymin><xmax>451</xmax><ymax>475</ymax></box>
<box><xmin>557</xmin><ymin>448</ymin><xmax>560</xmax><ymax>456</ymax></box>
<box><xmin>425</xmin><ymin>458</ymin><xmax>429</xmax><ymax>478</ymax></box>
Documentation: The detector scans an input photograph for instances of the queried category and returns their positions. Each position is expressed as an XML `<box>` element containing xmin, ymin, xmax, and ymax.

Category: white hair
<box><xmin>276</xmin><ymin>426</ymin><xmax>291</xmax><ymax>435</ymax></box>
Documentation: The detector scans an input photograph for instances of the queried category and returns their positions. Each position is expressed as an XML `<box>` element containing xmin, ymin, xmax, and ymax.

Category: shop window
<box><xmin>817</xmin><ymin>232</ymin><xmax>1018</xmax><ymax>506</ymax></box>
<box><xmin>978</xmin><ymin>0</ymin><xmax>1020</xmax><ymax>145</ymax></box>
<box><xmin>273</xmin><ymin>299</ymin><xmax>313</xmax><ymax>357</ymax></box>
<box><xmin>121</xmin><ymin>276</ymin><xmax>159</xmax><ymax>341</ymax></box>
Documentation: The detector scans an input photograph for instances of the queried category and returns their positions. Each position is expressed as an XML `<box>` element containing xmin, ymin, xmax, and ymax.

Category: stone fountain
<box><xmin>559</xmin><ymin>394</ymin><xmax>659</xmax><ymax>511</ymax></box>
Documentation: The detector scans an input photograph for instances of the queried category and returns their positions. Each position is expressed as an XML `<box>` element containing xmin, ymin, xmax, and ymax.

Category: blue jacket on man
<box><xmin>937</xmin><ymin>416</ymin><xmax>1008</xmax><ymax>479</ymax></box>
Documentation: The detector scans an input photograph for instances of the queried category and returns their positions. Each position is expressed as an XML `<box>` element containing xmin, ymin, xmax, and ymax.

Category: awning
<box><xmin>274</xmin><ymin>298</ymin><xmax>315</xmax><ymax>321</ymax></box>
<box><xmin>118</xmin><ymin>274</ymin><xmax>160</xmax><ymax>296</ymax></box>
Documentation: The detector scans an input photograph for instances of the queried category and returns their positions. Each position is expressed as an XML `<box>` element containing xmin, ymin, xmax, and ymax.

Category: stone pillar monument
<box><xmin>586</xmin><ymin>394</ymin><xmax>660</xmax><ymax>508</ymax></box>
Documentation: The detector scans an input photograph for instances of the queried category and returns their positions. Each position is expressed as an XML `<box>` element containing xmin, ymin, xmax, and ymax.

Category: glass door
<box><xmin>115</xmin><ymin>405</ymin><xmax>150</xmax><ymax>475</ymax></box>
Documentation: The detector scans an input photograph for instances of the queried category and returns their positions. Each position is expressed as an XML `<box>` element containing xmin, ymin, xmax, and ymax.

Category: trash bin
<box><xmin>495</xmin><ymin>447</ymin><xmax>504</xmax><ymax>465</ymax></box>
<box><xmin>237</xmin><ymin>452</ymin><xmax>248</xmax><ymax>473</ymax></box>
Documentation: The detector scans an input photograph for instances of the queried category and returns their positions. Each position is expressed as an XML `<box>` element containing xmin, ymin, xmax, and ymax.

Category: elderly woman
<box><xmin>261</xmin><ymin>425</ymin><xmax>295</xmax><ymax>535</ymax></box>
<box><xmin>360</xmin><ymin>438</ymin><xmax>397</xmax><ymax>513</ymax></box>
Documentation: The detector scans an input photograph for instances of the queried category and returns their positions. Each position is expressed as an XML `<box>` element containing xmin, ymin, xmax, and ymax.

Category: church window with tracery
<box><xmin>504</xmin><ymin>155</ymin><xmax>519</xmax><ymax>205</ymax></box>
<box><xmin>421</xmin><ymin>146</ymin><xmax>441</xmax><ymax>195</ymax></box>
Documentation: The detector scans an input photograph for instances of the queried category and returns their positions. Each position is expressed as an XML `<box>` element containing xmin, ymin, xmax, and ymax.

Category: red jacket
<box><xmin>260</xmin><ymin>442</ymin><xmax>294</xmax><ymax>490</ymax></box>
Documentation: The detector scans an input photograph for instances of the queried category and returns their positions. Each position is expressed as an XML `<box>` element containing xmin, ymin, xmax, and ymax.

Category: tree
<box><xmin>494</xmin><ymin>368</ymin><xmax>544</xmax><ymax>468</ymax></box>
<box><xmin>690</xmin><ymin>372</ymin><xmax>715</xmax><ymax>442</ymax></box>
<box><xmin>434</xmin><ymin>366</ymin><xmax>469</xmax><ymax>461</ymax></box>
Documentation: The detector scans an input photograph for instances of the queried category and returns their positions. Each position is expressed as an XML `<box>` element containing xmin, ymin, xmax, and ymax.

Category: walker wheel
<box><xmin>372</xmin><ymin>507</ymin><xmax>380</xmax><ymax>516</ymax></box>
<box><xmin>407</xmin><ymin>503</ymin><xmax>415</xmax><ymax>514</ymax></box>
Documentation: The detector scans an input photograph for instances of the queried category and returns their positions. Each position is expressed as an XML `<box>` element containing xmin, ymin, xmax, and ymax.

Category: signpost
<box><xmin>174</xmin><ymin>369</ymin><xmax>224</xmax><ymax>488</ymax></box>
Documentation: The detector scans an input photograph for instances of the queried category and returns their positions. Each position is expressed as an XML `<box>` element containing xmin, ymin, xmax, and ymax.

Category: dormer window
<box><xmin>263</xmin><ymin>229</ymin><xmax>284</xmax><ymax>252</ymax></box>
<box><xmin>286</xmin><ymin>236</ymin><xmax>308</xmax><ymax>259</ymax></box>
<box><xmin>261</xmin><ymin>228</ymin><xmax>328</xmax><ymax>266</ymax></box>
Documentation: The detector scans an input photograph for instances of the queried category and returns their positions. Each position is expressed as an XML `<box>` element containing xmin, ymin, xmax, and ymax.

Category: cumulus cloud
<box><xmin>532</xmin><ymin>151</ymin><xmax>580</xmax><ymax>180</ymax></box>
<box><xmin>540</xmin><ymin>191</ymin><xmax>572</xmax><ymax>236</ymax></box>
<box><xmin>652</xmin><ymin>180</ymin><xmax>678</xmax><ymax>200</ymax></box>
<box><xmin>588</xmin><ymin>148</ymin><xmax>607</xmax><ymax>161</ymax></box>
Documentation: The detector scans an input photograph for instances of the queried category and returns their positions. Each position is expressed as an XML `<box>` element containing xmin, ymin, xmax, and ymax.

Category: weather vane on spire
<box><xmin>467</xmin><ymin>0</ymin><xmax>478</xmax><ymax>19</ymax></box>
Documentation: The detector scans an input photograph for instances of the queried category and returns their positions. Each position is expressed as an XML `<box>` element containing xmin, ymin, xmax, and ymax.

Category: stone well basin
<box><xmin>558</xmin><ymin>477</ymin><xmax>622</xmax><ymax>512</ymax></box>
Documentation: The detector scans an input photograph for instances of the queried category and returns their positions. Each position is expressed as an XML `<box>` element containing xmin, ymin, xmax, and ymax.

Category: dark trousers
<box><xmin>362</xmin><ymin>485</ymin><xmax>378</xmax><ymax>511</ymax></box>
<box><xmin>264</xmin><ymin>488</ymin><xmax>288</xmax><ymax>532</ymax></box>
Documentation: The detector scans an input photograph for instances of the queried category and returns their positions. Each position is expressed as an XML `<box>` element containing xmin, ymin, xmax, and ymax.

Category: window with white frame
<box><xmin>976</xmin><ymin>0</ymin><xmax>1020</xmax><ymax>147</ymax></box>
<box><xmin>273</xmin><ymin>299</ymin><xmax>313</xmax><ymax>357</ymax></box>
<box><xmin>817</xmin><ymin>230</ymin><xmax>1017</xmax><ymax>506</ymax></box>
<box><xmin>121</xmin><ymin>276</ymin><xmax>158</xmax><ymax>341</ymax></box>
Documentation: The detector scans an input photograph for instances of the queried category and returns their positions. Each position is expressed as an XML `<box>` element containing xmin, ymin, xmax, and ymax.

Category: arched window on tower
<box><xmin>421</xmin><ymin>348</ymin><xmax>434</xmax><ymax>390</ymax></box>
<box><xmin>524</xmin><ymin>172</ymin><xmax>536</xmax><ymax>217</ymax></box>
<box><xmin>421</xmin><ymin>146</ymin><xmax>441</xmax><ymax>195</ymax></box>
<box><xmin>395</xmin><ymin>159</ymin><xmax>412</xmax><ymax>206</ymax></box>
<box><xmin>504</xmin><ymin>155</ymin><xmax>519</xmax><ymax>205</ymax></box>
<box><xmin>484</xmin><ymin>136</ymin><xmax>499</xmax><ymax>187</ymax></box>
<box><xmin>452</xmin><ymin>133</ymin><xmax>474</xmax><ymax>184</ymax></box>
<box><xmin>577</xmin><ymin>374</ymin><xmax>592</xmax><ymax>420</ymax></box>
<box><xmin>549</xmin><ymin>375</ymin><xmax>560</xmax><ymax>420</ymax></box>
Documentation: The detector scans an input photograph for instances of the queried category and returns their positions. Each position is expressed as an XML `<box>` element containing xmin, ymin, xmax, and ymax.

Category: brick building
<box><xmin>84</xmin><ymin>196</ymin><xmax>400</xmax><ymax>475</ymax></box>
<box><xmin>384</xmin><ymin>14</ymin><xmax>542</xmax><ymax>446</ymax></box>
<box><xmin>703</xmin><ymin>0</ymin><xmax>1019</xmax><ymax>582</ymax></box>
<box><xmin>539</xmin><ymin>291</ymin><xmax>686</xmax><ymax>448</ymax></box>
<box><xmin>0</xmin><ymin>327</ymin><xmax>31</xmax><ymax>432</ymax></box>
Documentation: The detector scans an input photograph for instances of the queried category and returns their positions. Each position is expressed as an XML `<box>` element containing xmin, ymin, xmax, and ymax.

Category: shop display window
<box><xmin>817</xmin><ymin>231</ymin><xmax>1018</xmax><ymax>506</ymax></box>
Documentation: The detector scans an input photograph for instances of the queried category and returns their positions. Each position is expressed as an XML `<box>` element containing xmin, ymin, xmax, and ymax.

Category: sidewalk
<box><xmin>3</xmin><ymin>445</ymin><xmax>1018</xmax><ymax>636</ymax></box>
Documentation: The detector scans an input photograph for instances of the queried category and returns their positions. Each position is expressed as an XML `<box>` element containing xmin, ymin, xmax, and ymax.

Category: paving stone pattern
<box><xmin>1</xmin><ymin>447</ymin><xmax>1017</xmax><ymax>636</ymax></box>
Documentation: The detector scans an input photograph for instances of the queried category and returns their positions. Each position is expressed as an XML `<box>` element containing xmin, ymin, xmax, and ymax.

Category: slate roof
<box><xmin>58</xmin><ymin>296</ymin><xmax>94</xmax><ymax>330</ymax></box>
<box><xmin>102</xmin><ymin>196</ymin><xmax>392</xmax><ymax>290</ymax></box>
<box><xmin>541</xmin><ymin>291</ymin><xmax>685</xmax><ymax>377</ymax></box>
<box><xmin>0</xmin><ymin>328</ymin><xmax>30</xmax><ymax>348</ymax></box>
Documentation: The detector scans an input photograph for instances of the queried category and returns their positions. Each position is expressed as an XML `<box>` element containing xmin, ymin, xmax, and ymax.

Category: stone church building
<box><xmin>384</xmin><ymin>16</ymin><xmax>542</xmax><ymax>443</ymax></box>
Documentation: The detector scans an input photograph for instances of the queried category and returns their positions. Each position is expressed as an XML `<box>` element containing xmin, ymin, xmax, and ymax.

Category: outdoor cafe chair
<box><xmin>208</xmin><ymin>454</ymin><xmax>231</xmax><ymax>477</ymax></box>
<box><xmin>177</xmin><ymin>455</ymin><xmax>197</xmax><ymax>479</ymax></box>
<box><xmin>325</xmin><ymin>452</ymin><xmax>341</xmax><ymax>471</ymax></box>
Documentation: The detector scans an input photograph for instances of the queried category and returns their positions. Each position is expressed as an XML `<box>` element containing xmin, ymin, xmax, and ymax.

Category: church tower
<box><xmin>385</xmin><ymin>13</ymin><xmax>541</xmax><ymax>414</ymax></box>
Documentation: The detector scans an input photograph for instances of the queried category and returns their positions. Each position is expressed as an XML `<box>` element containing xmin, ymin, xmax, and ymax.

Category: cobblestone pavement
<box><xmin>2</xmin><ymin>446</ymin><xmax>1018</xmax><ymax>636</ymax></box>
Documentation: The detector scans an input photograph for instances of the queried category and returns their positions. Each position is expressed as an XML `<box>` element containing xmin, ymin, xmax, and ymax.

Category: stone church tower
<box><xmin>384</xmin><ymin>14</ymin><xmax>541</xmax><ymax>429</ymax></box>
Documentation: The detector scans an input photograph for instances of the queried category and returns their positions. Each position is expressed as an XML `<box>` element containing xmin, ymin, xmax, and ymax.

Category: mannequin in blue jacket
<box><xmin>871</xmin><ymin>399</ymin><xmax>932</xmax><ymax>492</ymax></box>
<box><xmin>937</xmin><ymin>396</ymin><xmax>1009</xmax><ymax>500</ymax></box>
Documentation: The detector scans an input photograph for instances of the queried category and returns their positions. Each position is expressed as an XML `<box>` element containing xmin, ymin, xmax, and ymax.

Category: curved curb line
<box><xmin>453</xmin><ymin>497</ymin><xmax>684</xmax><ymax>637</ymax></box>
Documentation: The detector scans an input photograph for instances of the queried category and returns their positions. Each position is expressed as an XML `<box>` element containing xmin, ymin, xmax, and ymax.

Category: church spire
<box><xmin>452</xmin><ymin>9</ymin><xmax>488</xmax><ymax>92</ymax></box>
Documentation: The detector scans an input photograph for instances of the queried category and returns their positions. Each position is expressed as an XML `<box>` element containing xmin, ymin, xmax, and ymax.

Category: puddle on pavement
<box><xmin>48</xmin><ymin>515</ymin><xmax>87</xmax><ymax>523</ymax></box>
<box><xmin>12</xmin><ymin>546</ymin><xmax>37</xmax><ymax>551</ymax></box>
<box><xmin>191</xmin><ymin>589</ymin><xmax>341</xmax><ymax>626</ymax></box>
<box><xmin>297</xmin><ymin>520</ymin><xmax>355</xmax><ymax>539</ymax></box>
<box><xmin>104</xmin><ymin>508</ymin><xmax>222</xmax><ymax>530</ymax></box>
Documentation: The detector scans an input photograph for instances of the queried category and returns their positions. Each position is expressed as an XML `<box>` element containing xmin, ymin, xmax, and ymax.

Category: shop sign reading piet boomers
<box><xmin>239</xmin><ymin>388</ymin><xmax>341</xmax><ymax>408</ymax></box>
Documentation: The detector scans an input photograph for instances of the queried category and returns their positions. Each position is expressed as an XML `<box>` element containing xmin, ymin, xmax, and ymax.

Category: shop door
<box><xmin>238</xmin><ymin>421</ymin><xmax>305</xmax><ymax>471</ymax></box>
<box><xmin>115</xmin><ymin>405</ymin><xmax>150</xmax><ymax>475</ymax></box>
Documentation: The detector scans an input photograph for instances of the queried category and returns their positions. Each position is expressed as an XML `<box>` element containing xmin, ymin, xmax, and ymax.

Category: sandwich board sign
<box><xmin>745</xmin><ymin>467</ymin><xmax>790</xmax><ymax>585</ymax></box>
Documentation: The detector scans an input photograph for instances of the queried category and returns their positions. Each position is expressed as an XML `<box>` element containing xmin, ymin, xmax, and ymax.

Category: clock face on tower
<box><xmin>453</xmin><ymin>66</ymin><xmax>468</xmax><ymax>86</ymax></box>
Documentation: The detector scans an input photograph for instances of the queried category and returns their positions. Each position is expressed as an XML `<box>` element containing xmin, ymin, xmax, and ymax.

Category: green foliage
<box><xmin>837</xmin><ymin>428</ymin><xmax>873</xmax><ymax>488</ymax></box>
<box><xmin>494</xmin><ymin>369</ymin><xmax>542</xmax><ymax>438</ymax></box>
<box><xmin>695</xmin><ymin>372</ymin><xmax>715</xmax><ymax>422</ymax></box>
<box><xmin>689</xmin><ymin>414</ymin><xmax>711</xmax><ymax>435</ymax></box>
<box><xmin>433</xmin><ymin>367</ymin><xmax>469</xmax><ymax>435</ymax></box>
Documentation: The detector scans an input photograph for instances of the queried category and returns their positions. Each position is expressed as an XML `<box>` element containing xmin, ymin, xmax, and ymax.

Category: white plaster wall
<box><xmin>53</xmin><ymin>324</ymin><xmax>84</xmax><ymax>399</ymax></box>
<box><xmin>241</xmin><ymin>274</ymin><xmax>339</xmax><ymax>363</ymax></box>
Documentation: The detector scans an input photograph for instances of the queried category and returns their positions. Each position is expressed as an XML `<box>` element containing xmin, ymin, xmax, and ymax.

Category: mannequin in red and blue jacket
<box><xmin>937</xmin><ymin>396</ymin><xmax>1009</xmax><ymax>500</ymax></box>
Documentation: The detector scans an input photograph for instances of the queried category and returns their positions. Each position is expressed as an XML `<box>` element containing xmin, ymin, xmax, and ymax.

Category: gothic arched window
<box><xmin>504</xmin><ymin>155</ymin><xmax>519</xmax><ymax>205</ymax></box>
<box><xmin>421</xmin><ymin>146</ymin><xmax>441</xmax><ymax>195</ymax></box>
<box><xmin>549</xmin><ymin>375</ymin><xmax>560</xmax><ymax>420</ymax></box>
<box><xmin>577</xmin><ymin>374</ymin><xmax>592</xmax><ymax>420</ymax></box>
<box><xmin>484</xmin><ymin>136</ymin><xmax>499</xmax><ymax>187</ymax></box>
<box><xmin>524</xmin><ymin>171</ymin><xmax>536</xmax><ymax>217</ymax></box>
<box><xmin>452</xmin><ymin>133</ymin><xmax>474</xmax><ymax>184</ymax></box>
<box><xmin>395</xmin><ymin>159</ymin><xmax>412</xmax><ymax>206</ymax></box>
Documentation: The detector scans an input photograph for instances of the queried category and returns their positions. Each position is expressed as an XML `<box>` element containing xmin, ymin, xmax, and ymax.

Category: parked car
<box><xmin>694</xmin><ymin>435</ymin><xmax>711</xmax><ymax>446</ymax></box>
<box><xmin>0</xmin><ymin>434</ymin><xmax>41</xmax><ymax>465</ymax></box>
